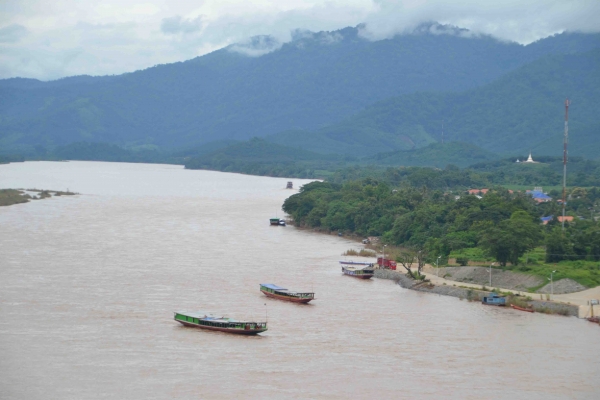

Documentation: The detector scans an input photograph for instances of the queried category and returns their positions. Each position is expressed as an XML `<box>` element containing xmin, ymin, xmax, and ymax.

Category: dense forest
<box><xmin>283</xmin><ymin>179</ymin><xmax>600</xmax><ymax>287</ymax></box>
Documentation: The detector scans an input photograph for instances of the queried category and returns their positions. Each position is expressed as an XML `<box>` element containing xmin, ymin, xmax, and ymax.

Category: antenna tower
<box><xmin>562</xmin><ymin>99</ymin><xmax>570</xmax><ymax>231</ymax></box>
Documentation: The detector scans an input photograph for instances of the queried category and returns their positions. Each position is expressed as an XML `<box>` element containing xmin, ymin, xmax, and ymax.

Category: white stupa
<box><xmin>523</xmin><ymin>152</ymin><xmax>538</xmax><ymax>163</ymax></box>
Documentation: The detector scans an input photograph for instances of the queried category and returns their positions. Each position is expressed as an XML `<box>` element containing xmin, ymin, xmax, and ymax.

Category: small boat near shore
<box><xmin>510</xmin><ymin>304</ymin><xmax>534</xmax><ymax>313</ymax></box>
<box><xmin>174</xmin><ymin>311</ymin><xmax>268</xmax><ymax>335</ymax></box>
<box><xmin>340</xmin><ymin>261</ymin><xmax>375</xmax><ymax>279</ymax></box>
<box><xmin>260</xmin><ymin>284</ymin><xmax>314</xmax><ymax>303</ymax></box>
<box><xmin>270</xmin><ymin>218</ymin><xmax>280</xmax><ymax>226</ymax></box>
<box><xmin>482</xmin><ymin>293</ymin><xmax>506</xmax><ymax>306</ymax></box>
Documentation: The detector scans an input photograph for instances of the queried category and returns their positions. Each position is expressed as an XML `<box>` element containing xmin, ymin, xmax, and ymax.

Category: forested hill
<box><xmin>2</xmin><ymin>25</ymin><xmax>600</xmax><ymax>155</ymax></box>
<box><xmin>267</xmin><ymin>49</ymin><xmax>600</xmax><ymax>158</ymax></box>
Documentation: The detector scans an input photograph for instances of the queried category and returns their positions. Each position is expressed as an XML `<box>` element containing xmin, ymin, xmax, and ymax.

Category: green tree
<box><xmin>479</xmin><ymin>211</ymin><xmax>542</xmax><ymax>266</ymax></box>
<box><xmin>545</xmin><ymin>227</ymin><xmax>574</xmax><ymax>262</ymax></box>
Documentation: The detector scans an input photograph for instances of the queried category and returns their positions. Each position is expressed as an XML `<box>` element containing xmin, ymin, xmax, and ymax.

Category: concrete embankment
<box><xmin>435</xmin><ymin>266</ymin><xmax>588</xmax><ymax>294</ymax></box>
<box><xmin>374</xmin><ymin>269</ymin><xmax>580</xmax><ymax>317</ymax></box>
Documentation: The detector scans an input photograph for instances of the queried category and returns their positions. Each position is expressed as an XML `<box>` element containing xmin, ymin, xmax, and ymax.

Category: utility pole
<box><xmin>562</xmin><ymin>99</ymin><xmax>570</xmax><ymax>231</ymax></box>
<box><xmin>442</xmin><ymin>119</ymin><xmax>444</xmax><ymax>144</ymax></box>
<box><xmin>549</xmin><ymin>270</ymin><xmax>556</xmax><ymax>299</ymax></box>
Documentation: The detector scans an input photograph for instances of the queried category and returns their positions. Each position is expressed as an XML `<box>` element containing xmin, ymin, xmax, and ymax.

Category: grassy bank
<box><xmin>0</xmin><ymin>189</ymin><xmax>30</xmax><ymax>206</ymax></box>
<box><xmin>0</xmin><ymin>189</ymin><xmax>78</xmax><ymax>207</ymax></box>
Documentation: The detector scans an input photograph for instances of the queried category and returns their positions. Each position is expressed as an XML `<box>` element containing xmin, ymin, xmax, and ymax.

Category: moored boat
<box><xmin>270</xmin><ymin>218</ymin><xmax>280</xmax><ymax>226</ymax></box>
<box><xmin>340</xmin><ymin>261</ymin><xmax>375</xmax><ymax>279</ymax></box>
<box><xmin>482</xmin><ymin>293</ymin><xmax>506</xmax><ymax>306</ymax></box>
<box><xmin>510</xmin><ymin>304</ymin><xmax>534</xmax><ymax>313</ymax></box>
<box><xmin>260</xmin><ymin>284</ymin><xmax>314</xmax><ymax>303</ymax></box>
<box><xmin>174</xmin><ymin>311</ymin><xmax>267</xmax><ymax>335</ymax></box>
<box><xmin>278</xmin><ymin>220</ymin><xmax>286</xmax><ymax>226</ymax></box>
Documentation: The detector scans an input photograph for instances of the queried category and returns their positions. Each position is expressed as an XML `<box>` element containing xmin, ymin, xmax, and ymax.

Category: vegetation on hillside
<box><xmin>368</xmin><ymin>142</ymin><xmax>497</xmax><ymax>168</ymax></box>
<box><xmin>184</xmin><ymin>138</ymin><xmax>347</xmax><ymax>178</ymax></box>
<box><xmin>269</xmin><ymin>49</ymin><xmax>600</xmax><ymax>157</ymax></box>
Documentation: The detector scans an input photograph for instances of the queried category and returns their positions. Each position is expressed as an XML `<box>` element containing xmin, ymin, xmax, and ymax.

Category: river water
<box><xmin>0</xmin><ymin>161</ymin><xmax>598</xmax><ymax>399</ymax></box>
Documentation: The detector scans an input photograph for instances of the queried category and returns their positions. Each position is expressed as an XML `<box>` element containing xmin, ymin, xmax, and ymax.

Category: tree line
<box><xmin>283</xmin><ymin>179</ymin><xmax>600</xmax><ymax>272</ymax></box>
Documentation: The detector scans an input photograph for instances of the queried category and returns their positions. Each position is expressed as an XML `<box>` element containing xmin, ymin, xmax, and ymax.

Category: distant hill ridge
<box><xmin>1</xmin><ymin>24</ymin><xmax>600</xmax><ymax>156</ymax></box>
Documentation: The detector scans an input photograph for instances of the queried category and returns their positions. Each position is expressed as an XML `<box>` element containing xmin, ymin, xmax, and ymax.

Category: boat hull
<box><xmin>176</xmin><ymin>319</ymin><xmax>267</xmax><ymax>335</ymax></box>
<box><xmin>261</xmin><ymin>289</ymin><xmax>313</xmax><ymax>303</ymax></box>
<box><xmin>510</xmin><ymin>304</ymin><xmax>534</xmax><ymax>312</ymax></box>
<box><xmin>344</xmin><ymin>273</ymin><xmax>374</xmax><ymax>279</ymax></box>
<box><xmin>341</xmin><ymin>268</ymin><xmax>374</xmax><ymax>279</ymax></box>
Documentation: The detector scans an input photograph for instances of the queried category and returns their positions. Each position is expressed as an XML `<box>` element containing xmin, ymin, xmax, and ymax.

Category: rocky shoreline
<box><xmin>375</xmin><ymin>269</ymin><xmax>579</xmax><ymax>317</ymax></box>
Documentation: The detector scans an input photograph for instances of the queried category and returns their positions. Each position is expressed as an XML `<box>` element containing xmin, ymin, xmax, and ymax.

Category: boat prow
<box><xmin>260</xmin><ymin>284</ymin><xmax>314</xmax><ymax>303</ymax></box>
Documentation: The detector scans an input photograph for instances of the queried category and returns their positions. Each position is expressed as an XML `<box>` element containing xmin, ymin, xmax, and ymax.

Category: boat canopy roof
<box><xmin>176</xmin><ymin>311</ymin><xmax>235</xmax><ymax>322</ymax></box>
<box><xmin>260</xmin><ymin>283</ymin><xmax>288</xmax><ymax>291</ymax></box>
<box><xmin>175</xmin><ymin>311</ymin><xmax>267</xmax><ymax>324</ymax></box>
<box><xmin>339</xmin><ymin>261</ymin><xmax>372</xmax><ymax>265</ymax></box>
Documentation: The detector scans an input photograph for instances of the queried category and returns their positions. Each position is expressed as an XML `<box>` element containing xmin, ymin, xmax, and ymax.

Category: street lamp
<box><xmin>548</xmin><ymin>270</ymin><xmax>557</xmax><ymax>299</ymax></box>
<box><xmin>436</xmin><ymin>256</ymin><xmax>441</xmax><ymax>277</ymax></box>
<box><xmin>489</xmin><ymin>262</ymin><xmax>496</xmax><ymax>287</ymax></box>
<box><xmin>383</xmin><ymin>245</ymin><xmax>387</xmax><ymax>268</ymax></box>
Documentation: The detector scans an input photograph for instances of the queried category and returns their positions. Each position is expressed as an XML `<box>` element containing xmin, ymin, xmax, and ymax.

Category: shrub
<box><xmin>456</xmin><ymin>257</ymin><xmax>469</xmax><ymax>266</ymax></box>
<box><xmin>342</xmin><ymin>249</ymin><xmax>377</xmax><ymax>257</ymax></box>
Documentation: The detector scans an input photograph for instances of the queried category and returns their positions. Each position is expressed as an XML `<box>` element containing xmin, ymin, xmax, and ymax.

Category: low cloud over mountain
<box><xmin>1</xmin><ymin>0</ymin><xmax>599</xmax><ymax>80</ymax></box>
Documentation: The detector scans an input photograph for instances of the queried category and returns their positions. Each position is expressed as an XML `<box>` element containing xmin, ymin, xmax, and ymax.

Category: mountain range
<box><xmin>1</xmin><ymin>23</ymin><xmax>599</xmax><ymax>162</ymax></box>
<box><xmin>268</xmin><ymin>49</ymin><xmax>600</xmax><ymax>158</ymax></box>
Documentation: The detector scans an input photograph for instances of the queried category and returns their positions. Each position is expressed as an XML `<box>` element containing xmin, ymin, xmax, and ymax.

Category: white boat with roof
<box><xmin>339</xmin><ymin>261</ymin><xmax>375</xmax><ymax>279</ymax></box>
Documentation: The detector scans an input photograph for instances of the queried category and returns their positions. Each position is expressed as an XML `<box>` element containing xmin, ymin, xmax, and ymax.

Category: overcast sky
<box><xmin>1</xmin><ymin>0</ymin><xmax>599</xmax><ymax>81</ymax></box>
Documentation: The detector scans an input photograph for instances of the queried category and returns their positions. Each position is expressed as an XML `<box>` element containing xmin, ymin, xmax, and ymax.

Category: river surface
<box><xmin>0</xmin><ymin>161</ymin><xmax>598</xmax><ymax>399</ymax></box>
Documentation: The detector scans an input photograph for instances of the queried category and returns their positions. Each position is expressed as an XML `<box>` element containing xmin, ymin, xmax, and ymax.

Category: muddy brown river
<box><xmin>1</xmin><ymin>161</ymin><xmax>598</xmax><ymax>399</ymax></box>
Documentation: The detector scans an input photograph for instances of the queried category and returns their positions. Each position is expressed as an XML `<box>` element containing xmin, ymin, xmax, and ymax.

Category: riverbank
<box><xmin>432</xmin><ymin>266</ymin><xmax>588</xmax><ymax>294</ymax></box>
<box><xmin>374</xmin><ymin>268</ymin><xmax>592</xmax><ymax>318</ymax></box>
<box><xmin>0</xmin><ymin>188</ymin><xmax>78</xmax><ymax>207</ymax></box>
<box><xmin>375</xmin><ymin>268</ymin><xmax>580</xmax><ymax>316</ymax></box>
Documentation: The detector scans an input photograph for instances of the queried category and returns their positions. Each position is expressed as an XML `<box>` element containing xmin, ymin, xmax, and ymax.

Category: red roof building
<box><xmin>557</xmin><ymin>216</ymin><xmax>574</xmax><ymax>222</ymax></box>
<box><xmin>468</xmin><ymin>189</ymin><xmax>489</xmax><ymax>195</ymax></box>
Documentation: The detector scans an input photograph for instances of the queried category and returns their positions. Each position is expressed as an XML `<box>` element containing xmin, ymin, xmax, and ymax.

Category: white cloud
<box><xmin>228</xmin><ymin>35</ymin><xmax>282</xmax><ymax>57</ymax></box>
<box><xmin>0</xmin><ymin>0</ymin><xmax>599</xmax><ymax>80</ymax></box>
<box><xmin>161</xmin><ymin>15</ymin><xmax>203</xmax><ymax>35</ymax></box>
<box><xmin>0</xmin><ymin>24</ymin><xmax>29</xmax><ymax>43</ymax></box>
